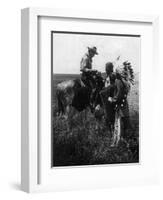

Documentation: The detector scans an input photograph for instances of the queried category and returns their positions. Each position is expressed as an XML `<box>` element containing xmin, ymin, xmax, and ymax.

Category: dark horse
<box><xmin>56</xmin><ymin>70</ymin><xmax>104</xmax><ymax>118</ymax></box>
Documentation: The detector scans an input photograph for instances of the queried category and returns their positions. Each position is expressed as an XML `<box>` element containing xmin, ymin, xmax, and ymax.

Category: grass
<box><xmin>52</xmin><ymin>74</ymin><xmax>139</xmax><ymax>167</ymax></box>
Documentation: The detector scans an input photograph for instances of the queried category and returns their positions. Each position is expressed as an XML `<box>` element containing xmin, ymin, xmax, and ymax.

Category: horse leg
<box><xmin>56</xmin><ymin>91</ymin><xmax>64</xmax><ymax>117</ymax></box>
<box><xmin>67</xmin><ymin>105</ymin><xmax>76</xmax><ymax>132</ymax></box>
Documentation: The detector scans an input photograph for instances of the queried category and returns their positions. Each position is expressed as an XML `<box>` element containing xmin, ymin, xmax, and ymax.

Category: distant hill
<box><xmin>53</xmin><ymin>74</ymin><xmax>80</xmax><ymax>78</ymax></box>
<box><xmin>53</xmin><ymin>72</ymin><xmax>139</xmax><ymax>83</ymax></box>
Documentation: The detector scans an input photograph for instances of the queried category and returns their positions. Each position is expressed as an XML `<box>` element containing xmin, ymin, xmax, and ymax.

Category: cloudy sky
<box><xmin>52</xmin><ymin>32</ymin><xmax>140</xmax><ymax>74</ymax></box>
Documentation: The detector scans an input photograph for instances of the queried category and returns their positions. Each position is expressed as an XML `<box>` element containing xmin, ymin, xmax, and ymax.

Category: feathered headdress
<box><xmin>116</xmin><ymin>61</ymin><xmax>134</xmax><ymax>85</ymax></box>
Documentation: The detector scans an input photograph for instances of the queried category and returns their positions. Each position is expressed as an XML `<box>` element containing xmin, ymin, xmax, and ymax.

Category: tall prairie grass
<box><xmin>52</xmin><ymin>74</ymin><xmax>139</xmax><ymax>167</ymax></box>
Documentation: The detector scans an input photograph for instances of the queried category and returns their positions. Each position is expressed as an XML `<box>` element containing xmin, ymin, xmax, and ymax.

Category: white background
<box><xmin>0</xmin><ymin>0</ymin><xmax>162</xmax><ymax>199</ymax></box>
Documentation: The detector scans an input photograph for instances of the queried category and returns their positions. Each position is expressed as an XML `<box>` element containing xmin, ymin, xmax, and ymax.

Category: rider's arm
<box><xmin>80</xmin><ymin>56</ymin><xmax>92</xmax><ymax>72</ymax></box>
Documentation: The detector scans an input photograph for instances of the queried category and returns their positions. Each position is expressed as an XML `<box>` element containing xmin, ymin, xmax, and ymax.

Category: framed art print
<box><xmin>21</xmin><ymin>8</ymin><xmax>159</xmax><ymax>192</ymax></box>
<box><xmin>51</xmin><ymin>31</ymin><xmax>140</xmax><ymax>167</ymax></box>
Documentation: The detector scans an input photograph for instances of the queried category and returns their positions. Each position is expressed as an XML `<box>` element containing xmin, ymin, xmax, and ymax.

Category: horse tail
<box><xmin>56</xmin><ymin>88</ymin><xmax>64</xmax><ymax>116</ymax></box>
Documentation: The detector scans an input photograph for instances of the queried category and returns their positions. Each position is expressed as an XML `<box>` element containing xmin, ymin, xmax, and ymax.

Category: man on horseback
<box><xmin>80</xmin><ymin>46</ymin><xmax>98</xmax><ymax>89</ymax></box>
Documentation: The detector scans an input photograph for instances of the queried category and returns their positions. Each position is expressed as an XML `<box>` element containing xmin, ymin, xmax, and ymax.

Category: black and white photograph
<box><xmin>52</xmin><ymin>31</ymin><xmax>140</xmax><ymax>167</ymax></box>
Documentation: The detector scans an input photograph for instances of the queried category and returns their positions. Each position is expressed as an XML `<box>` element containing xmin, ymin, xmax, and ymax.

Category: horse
<box><xmin>55</xmin><ymin>70</ymin><xmax>104</xmax><ymax>119</ymax></box>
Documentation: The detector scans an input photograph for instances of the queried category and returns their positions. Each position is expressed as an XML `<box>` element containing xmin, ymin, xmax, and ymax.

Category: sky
<box><xmin>52</xmin><ymin>32</ymin><xmax>140</xmax><ymax>74</ymax></box>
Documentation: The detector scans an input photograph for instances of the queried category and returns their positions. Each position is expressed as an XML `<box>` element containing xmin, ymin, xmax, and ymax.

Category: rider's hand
<box><xmin>85</xmin><ymin>68</ymin><xmax>91</xmax><ymax>72</ymax></box>
<box><xmin>108</xmin><ymin>97</ymin><xmax>113</xmax><ymax>102</ymax></box>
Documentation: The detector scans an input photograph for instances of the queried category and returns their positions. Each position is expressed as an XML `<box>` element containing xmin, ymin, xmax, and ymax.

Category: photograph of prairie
<box><xmin>52</xmin><ymin>31</ymin><xmax>140</xmax><ymax>167</ymax></box>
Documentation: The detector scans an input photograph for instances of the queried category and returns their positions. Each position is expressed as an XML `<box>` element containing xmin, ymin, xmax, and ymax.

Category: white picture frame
<box><xmin>21</xmin><ymin>7</ymin><xmax>159</xmax><ymax>193</ymax></box>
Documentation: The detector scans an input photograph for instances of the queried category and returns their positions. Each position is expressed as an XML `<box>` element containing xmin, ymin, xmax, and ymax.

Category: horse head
<box><xmin>88</xmin><ymin>71</ymin><xmax>105</xmax><ymax>111</ymax></box>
